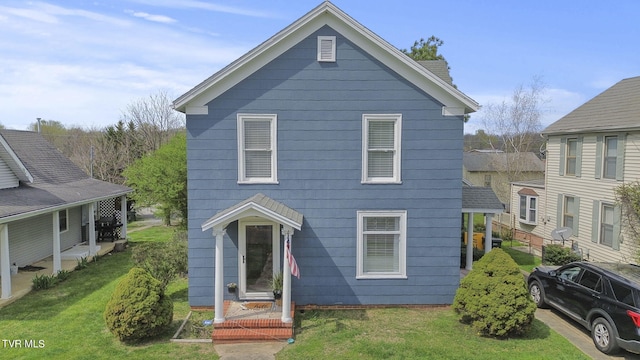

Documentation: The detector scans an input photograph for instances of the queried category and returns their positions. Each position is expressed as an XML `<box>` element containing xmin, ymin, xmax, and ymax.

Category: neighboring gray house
<box><xmin>463</xmin><ymin>150</ymin><xmax>545</xmax><ymax>208</ymax></box>
<box><xmin>0</xmin><ymin>130</ymin><xmax>131</xmax><ymax>299</ymax></box>
<box><xmin>173</xmin><ymin>1</ymin><xmax>481</xmax><ymax>323</ymax></box>
<box><xmin>542</xmin><ymin>76</ymin><xmax>640</xmax><ymax>263</ymax></box>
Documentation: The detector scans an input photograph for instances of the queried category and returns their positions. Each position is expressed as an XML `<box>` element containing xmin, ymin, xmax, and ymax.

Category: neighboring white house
<box><xmin>0</xmin><ymin>130</ymin><xmax>132</xmax><ymax>299</ymax></box>
<box><xmin>508</xmin><ymin>179</ymin><xmax>546</xmax><ymax>253</ymax></box>
<box><xmin>534</xmin><ymin>76</ymin><xmax>640</xmax><ymax>263</ymax></box>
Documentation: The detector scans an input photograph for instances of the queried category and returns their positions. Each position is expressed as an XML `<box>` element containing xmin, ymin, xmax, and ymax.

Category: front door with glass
<box><xmin>238</xmin><ymin>220</ymin><xmax>280</xmax><ymax>299</ymax></box>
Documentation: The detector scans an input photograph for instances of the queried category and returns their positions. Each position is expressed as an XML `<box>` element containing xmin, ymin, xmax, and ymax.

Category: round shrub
<box><xmin>453</xmin><ymin>248</ymin><xmax>536</xmax><ymax>338</ymax></box>
<box><xmin>104</xmin><ymin>267</ymin><xmax>173</xmax><ymax>342</ymax></box>
<box><xmin>542</xmin><ymin>244</ymin><xmax>582</xmax><ymax>265</ymax></box>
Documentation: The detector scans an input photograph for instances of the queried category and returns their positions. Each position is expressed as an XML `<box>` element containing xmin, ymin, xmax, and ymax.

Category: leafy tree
<box><xmin>401</xmin><ymin>36</ymin><xmax>446</xmax><ymax>61</ymax></box>
<box><xmin>615</xmin><ymin>181</ymin><xmax>640</xmax><ymax>261</ymax></box>
<box><xmin>453</xmin><ymin>248</ymin><xmax>536</xmax><ymax>338</ymax></box>
<box><xmin>104</xmin><ymin>267</ymin><xmax>173</xmax><ymax>342</ymax></box>
<box><xmin>131</xmin><ymin>230</ymin><xmax>188</xmax><ymax>289</ymax></box>
<box><xmin>123</xmin><ymin>132</ymin><xmax>187</xmax><ymax>226</ymax></box>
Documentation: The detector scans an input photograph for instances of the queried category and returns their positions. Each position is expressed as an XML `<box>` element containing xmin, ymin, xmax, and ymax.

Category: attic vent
<box><xmin>317</xmin><ymin>36</ymin><xmax>336</xmax><ymax>62</ymax></box>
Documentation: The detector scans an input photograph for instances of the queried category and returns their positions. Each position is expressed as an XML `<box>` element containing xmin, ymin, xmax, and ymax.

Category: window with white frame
<box><xmin>565</xmin><ymin>138</ymin><xmax>578</xmax><ymax>176</ymax></box>
<box><xmin>600</xmin><ymin>204</ymin><xmax>614</xmax><ymax>247</ymax></box>
<box><xmin>603</xmin><ymin>136</ymin><xmax>618</xmax><ymax>179</ymax></box>
<box><xmin>362</xmin><ymin>114</ymin><xmax>402</xmax><ymax>183</ymax></box>
<box><xmin>59</xmin><ymin>209</ymin><xmax>68</xmax><ymax>233</ymax></box>
<box><xmin>357</xmin><ymin>211</ymin><xmax>407</xmax><ymax>279</ymax></box>
<box><xmin>563</xmin><ymin>196</ymin><xmax>576</xmax><ymax>230</ymax></box>
<box><xmin>317</xmin><ymin>36</ymin><xmax>336</xmax><ymax>62</ymax></box>
<box><xmin>519</xmin><ymin>195</ymin><xmax>537</xmax><ymax>225</ymax></box>
<box><xmin>237</xmin><ymin>114</ymin><xmax>277</xmax><ymax>183</ymax></box>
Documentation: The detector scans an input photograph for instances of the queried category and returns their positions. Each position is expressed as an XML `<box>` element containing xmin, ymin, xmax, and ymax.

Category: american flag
<box><xmin>286</xmin><ymin>238</ymin><xmax>300</xmax><ymax>279</ymax></box>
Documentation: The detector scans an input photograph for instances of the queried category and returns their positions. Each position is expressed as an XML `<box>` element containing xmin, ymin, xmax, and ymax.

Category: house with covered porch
<box><xmin>0</xmin><ymin>129</ymin><xmax>131</xmax><ymax>300</ymax></box>
<box><xmin>174</xmin><ymin>1</ymin><xmax>493</xmax><ymax>328</ymax></box>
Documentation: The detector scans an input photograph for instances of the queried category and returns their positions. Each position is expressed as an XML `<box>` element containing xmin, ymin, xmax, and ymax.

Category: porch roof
<box><xmin>462</xmin><ymin>185</ymin><xmax>504</xmax><ymax>214</ymax></box>
<box><xmin>202</xmin><ymin>193</ymin><xmax>303</xmax><ymax>232</ymax></box>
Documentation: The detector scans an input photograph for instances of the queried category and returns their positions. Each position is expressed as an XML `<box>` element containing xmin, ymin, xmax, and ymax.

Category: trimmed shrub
<box><xmin>542</xmin><ymin>244</ymin><xmax>582</xmax><ymax>265</ymax></box>
<box><xmin>104</xmin><ymin>267</ymin><xmax>173</xmax><ymax>342</ymax></box>
<box><xmin>453</xmin><ymin>248</ymin><xmax>536</xmax><ymax>338</ymax></box>
<box><xmin>131</xmin><ymin>230</ymin><xmax>187</xmax><ymax>289</ymax></box>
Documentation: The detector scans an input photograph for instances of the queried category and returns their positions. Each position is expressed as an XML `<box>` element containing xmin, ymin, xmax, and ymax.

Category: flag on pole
<box><xmin>286</xmin><ymin>238</ymin><xmax>300</xmax><ymax>279</ymax></box>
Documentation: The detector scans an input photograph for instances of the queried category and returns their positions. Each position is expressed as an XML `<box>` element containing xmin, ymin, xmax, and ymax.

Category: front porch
<box><xmin>211</xmin><ymin>300</ymin><xmax>295</xmax><ymax>343</ymax></box>
<box><xmin>0</xmin><ymin>240</ymin><xmax>121</xmax><ymax>307</ymax></box>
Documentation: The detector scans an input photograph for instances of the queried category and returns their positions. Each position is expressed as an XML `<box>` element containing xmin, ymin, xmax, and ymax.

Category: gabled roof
<box><xmin>173</xmin><ymin>1</ymin><xmax>478</xmax><ymax>116</ymax></box>
<box><xmin>202</xmin><ymin>193</ymin><xmax>303</xmax><ymax>231</ymax></box>
<box><xmin>462</xmin><ymin>184</ymin><xmax>503</xmax><ymax>213</ymax></box>
<box><xmin>463</xmin><ymin>151</ymin><xmax>545</xmax><ymax>172</ymax></box>
<box><xmin>0</xmin><ymin>130</ymin><xmax>132</xmax><ymax>222</ymax></box>
<box><xmin>0</xmin><ymin>132</ymin><xmax>33</xmax><ymax>183</ymax></box>
<box><xmin>543</xmin><ymin>76</ymin><xmax>640</xmax><ymax>135</ymax></box>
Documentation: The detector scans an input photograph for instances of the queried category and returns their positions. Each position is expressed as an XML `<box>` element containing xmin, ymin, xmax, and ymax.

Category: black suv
<box><xmin>528</xmin><ymin>262</ymin><xmax>640</xmax><ymax>355</ymax></box>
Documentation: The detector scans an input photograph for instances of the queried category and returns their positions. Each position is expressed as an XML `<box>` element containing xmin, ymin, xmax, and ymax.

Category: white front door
<box><xmin>238</xmin><ymin>219</ymin><xmax>280</xmax><ymax>300</ymax></box>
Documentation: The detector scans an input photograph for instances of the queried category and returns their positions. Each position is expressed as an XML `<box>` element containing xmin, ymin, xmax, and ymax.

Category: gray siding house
<box><xmin>174</xmin><ymin>1</ymin><xmax>479</xmax><ymax>322</ymax></box>
<box><xmin>0</xmin><ymin>130</ymin><xmax>131</xmax><ymax>299</ymax></box>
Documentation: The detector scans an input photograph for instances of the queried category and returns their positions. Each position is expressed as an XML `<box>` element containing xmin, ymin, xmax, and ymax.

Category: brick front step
<box><xmin>212</xmin><ymin>328</ymin><xmax>293</xmax><ymax>343</ymax></box>
<box><xmin>214</xmin><ymin>318</ymin><xmax>291</xmax><ymax>329</ymax></box>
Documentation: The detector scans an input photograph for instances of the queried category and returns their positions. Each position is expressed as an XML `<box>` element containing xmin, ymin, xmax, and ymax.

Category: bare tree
<box><xmin>479</xmin><ymin>76</ymin><xmax>548</xmax><ymax>205</ymax></box>
<box><xmin>120</xmin><ymin>90</ymin><xmax>185</xmax><ymax>152</ymax></box>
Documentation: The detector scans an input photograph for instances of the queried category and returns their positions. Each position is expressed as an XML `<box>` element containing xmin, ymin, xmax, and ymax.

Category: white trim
<box><xmin>237</xmin><ymin>114</ymin><xmax>278</xmax><ymax>184</ymax></box>
<box><xmin>518</xmin><ymin>194</ymin><xmax>538</xmax><ymax>225</ymax></box>
<box><xmin>317</xmin><ymin>35</ymin><xmax>336</xmax><ymax>62</ymax></box>
<box><xmin>172</xmin><ymin>2</ymin><xmax>478</xmax><ymax>115</ymax></box>
<box><xmin>361</xmin><ymin>114</ymin><xmax>402</xmax><ymax>184</ymax></box>
<box><xmin>186</xmin><ymin>106</ymin><xmax>208</xmax><ymax>115</ymax></box>
<box><xmin>238</xmin><ymin>219</ymin><xmax>280</xmax><ymax>300</ymax></box>
<box><xmin>202</xmin><ymin>202</ymin><xmax>302</xmax><ymax>232</ymax></box>
<box><xmin>356</xmin><ymin>210</ymin><xmax>407</xmax><ymax>279</ymax></box>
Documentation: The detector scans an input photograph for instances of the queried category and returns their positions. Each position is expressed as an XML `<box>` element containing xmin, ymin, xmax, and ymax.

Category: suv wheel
<box><xmin>591</xmin><ymin>317</ymin><xmax>620</xmax><ymax>354</ymax></box>
<box><xmin>528</xmin><ymin>280</ymin><xmax>547</xmax><ymax>308</ymax></box>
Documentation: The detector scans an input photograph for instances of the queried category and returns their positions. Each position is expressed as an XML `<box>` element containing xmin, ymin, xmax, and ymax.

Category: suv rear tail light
<box><xmin>627</xmin><ymin>310</ymin><xmax>640</xmax><ymax>327</ymax></box>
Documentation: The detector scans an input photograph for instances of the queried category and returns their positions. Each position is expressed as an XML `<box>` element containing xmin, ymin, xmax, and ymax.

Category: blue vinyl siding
<box><xmin>187</xmin><ymin>26</ymin><xmax>464</xmax><ymax>306</ymax></box>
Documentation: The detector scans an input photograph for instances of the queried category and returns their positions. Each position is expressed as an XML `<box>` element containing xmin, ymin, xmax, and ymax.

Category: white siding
<box><xmin>7</xmin><ymin>206</ymin><xmax>84</xmax><ymax>267</ymax></box>
<box><xmin>545</xmin><ymin>132</ymin><xmax>640</xmax><ymax>263</ymax></box>
<box><xmin>510</xmin><ymin>183</ymin><xmax>547</xmax><ymax>241</ymax></box>
<box><xmin>0</xmin><ymin>157</ymin><xmax>18</xmax><ymax>189</ymax></box>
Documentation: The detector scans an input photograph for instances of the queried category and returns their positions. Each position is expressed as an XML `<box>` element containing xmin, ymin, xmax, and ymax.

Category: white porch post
<box><xmin>89</xmin><ymin>203</ymin><xmax>97</xmax><ymax>256</ymax></box>
<box><xmin>281</xmin><ymin>225</ymin><xmax>293</xmax><ymax>323</ymax></box>
<box><xmin>52</xmin><ymin>211</ymin><xmax>61</xmax><ymax>274</ymax></box>
<box><xmin>213</xmin><ymin>227</ymin><xmax>226</xmax><ymax>323</ymax></box>
<box><xmin>1</xmin><ymin>224</ymin><xmax>11</xmax><ymax>299</ymax></box>
<box><xmin>120</xmin><ymin>195</ymin><xmax>127</xmax><ymax>240</ymax></box>
<box><xmin>466</xmin><ymin>212</ymin><xmax>474</xmax><ymax>271</ymax></box>
<box><xmin>484</xmin><ymin>213</ymin><xmax>494</xmax><ymax>254</ymax></box>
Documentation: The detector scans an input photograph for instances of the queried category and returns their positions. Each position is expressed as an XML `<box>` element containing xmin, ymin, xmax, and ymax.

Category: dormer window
<box><xmin>317</xmin><ymin>36</ymin><xmax>336</xmax><ymax>62</ymax></box>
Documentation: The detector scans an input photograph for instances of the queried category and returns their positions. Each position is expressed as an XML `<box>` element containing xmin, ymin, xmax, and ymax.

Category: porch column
<box><xmin>1</xmin><ymin>224</ymin><xmax>11</xmax><ymax>299</ymax></box>
<box><xmin>52</xmin><ymin>211</ymin><xmax>61</xmax><ymax>274</ymax></box>
<box><xmin>484</xmin><ymin>213</ymin><xmax>493</xmax><ymax>254</ymax></box>
<box><xmin>120</xmin><ymin>195</ymin><xmax>127</xmax><ymax>240</ymax></box>
<box><xmin>213</xmin><ymin>227</ymin><xmax>226</xmax><ymax>323</ymax></box>
<box><xmin>89</xmin><ymin>203</ymin><xmax>97</xmax><ymax>256</ymax></box>
<box><xmin>466</xmin><ymin>212</ymin><xmax>474</xmax><ymax>271</ymax></box>
<box><xmin>281</xmin><ymin>225</ymin><xmax>294</xmax><ymax>323</ymax></box>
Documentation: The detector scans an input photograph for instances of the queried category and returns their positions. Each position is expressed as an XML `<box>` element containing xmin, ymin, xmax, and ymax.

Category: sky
<box><xmin>1</xmin><ymin>1</ymin><xmax>638</xmax><ymax>134</ymax></box>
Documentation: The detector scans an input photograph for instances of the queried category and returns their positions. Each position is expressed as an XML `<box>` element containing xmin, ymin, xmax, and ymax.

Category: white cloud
<box><xmin>129</xmin><ymin>0</ymin><xmax>277</xmax><ymax>18</ymax></box>
<box><xmin>125</xmin><ymin>10</ymin><xmax>177</xmax><ymax>24</ymax></box>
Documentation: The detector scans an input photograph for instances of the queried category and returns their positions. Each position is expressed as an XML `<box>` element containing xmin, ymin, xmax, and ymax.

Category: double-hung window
<box><xmin>600</xmin><ymin>204</ymin><xmax>614</xmax><ymax>247</ymax></box>
<box><xmin>519</xmin><ymin>195</ymin><xmax>537</xmax><ymax>225</ymax></box>
<box><xmin>603</xmin><ymin>136</ymin><xmax>618</xmax><ymax>179</ymax></box>
<box><xmin>357</xmin><ymin>211</ymin><xmax>407</xmax><ymax>279</ymax></box>
<box><xmin>237</xmin><ymin>114</ymin><xmax>277</xmax><ymax>183</ymax></box>
<box><xmin>563</xmin><ymin>196</ymin><xmax>576</xmax><ymax>231</ymax></box>
<box><xmin>565</xmin><ymin>138</ymin><xmax>578</xmax><ymax>176</ymax></box>
<box><xmin>362</xmin><ymin>114</ymin><xmax>402</xmax><ymax>183</ymax></box>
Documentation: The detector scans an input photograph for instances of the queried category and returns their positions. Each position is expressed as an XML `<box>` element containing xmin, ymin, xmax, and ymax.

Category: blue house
<box><xmin>173</xmin><ymin>1</ymin><xmax>479</xmax><ymax>323</ymax></box>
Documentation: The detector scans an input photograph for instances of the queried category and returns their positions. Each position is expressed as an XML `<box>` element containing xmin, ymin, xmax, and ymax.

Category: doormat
<box><xmin>19</xmin><ymin>265</ymin><xmax>46</xmax><ymax>272</ymax></box>
<box><xmin>244</xmin><ymin>302</ymin><xmax>272</xmax><ymax>310</ymax></box>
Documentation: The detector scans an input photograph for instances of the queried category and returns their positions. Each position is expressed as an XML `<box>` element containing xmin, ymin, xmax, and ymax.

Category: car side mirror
<box><xmin>549</xmin><ymin>270</ymin><xmax>557</xmax><ymax>277</ymax></box>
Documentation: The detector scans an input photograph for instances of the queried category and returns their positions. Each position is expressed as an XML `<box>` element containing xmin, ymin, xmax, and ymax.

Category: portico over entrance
<box><xmin>201</xmin><ymin>193</ymin><xmax>303</xmax><ymax>323</ymax></box>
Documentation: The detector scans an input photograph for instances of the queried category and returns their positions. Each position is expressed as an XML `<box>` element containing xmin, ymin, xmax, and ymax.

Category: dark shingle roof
<box><xmin>543</xmin><ymin>76</ymin><xmax>640</xmax><ymax>135</ymax></box>
<box><xmin>463</xmin><ymin>151</ymin><xmax>545</xmax><ymax>172</ymax></box>
<box><xmin>462</xmin><ymin>184</ymin><xmax>503</xmax><ymax>213</ymax></box>
<box><xmin>0</xmin><ymin>130</ymin><xmax>131</xmax><ymax>220</ymax></box>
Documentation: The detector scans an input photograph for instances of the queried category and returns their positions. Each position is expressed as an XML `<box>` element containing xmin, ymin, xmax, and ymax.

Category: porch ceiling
<box><xmin>202</xmin><ymin>193</ymin><xmax>303</xmax><ymax>232</ymax></box>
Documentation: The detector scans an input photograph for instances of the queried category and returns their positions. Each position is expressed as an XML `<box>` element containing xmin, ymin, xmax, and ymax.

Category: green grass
<box><xmin>502</xmin><ymin>246</ymin><xmax>542</xmax><ymax>273</ymax></box>
<box><xmin>0</xmin><ymin>225</ymin><xmax>217</xmax><ymax>360</ymax></box>
<box><xmin>278</xmin><ymin>309</ymin><xmax>590</xmax><ymax>360</ymax></box>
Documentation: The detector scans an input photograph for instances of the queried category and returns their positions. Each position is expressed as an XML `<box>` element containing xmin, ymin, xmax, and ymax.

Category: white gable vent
<box><xmin>317</xmin><ymin>36</ymin><xmax>336</xmax><ymax>62</ymax></box>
